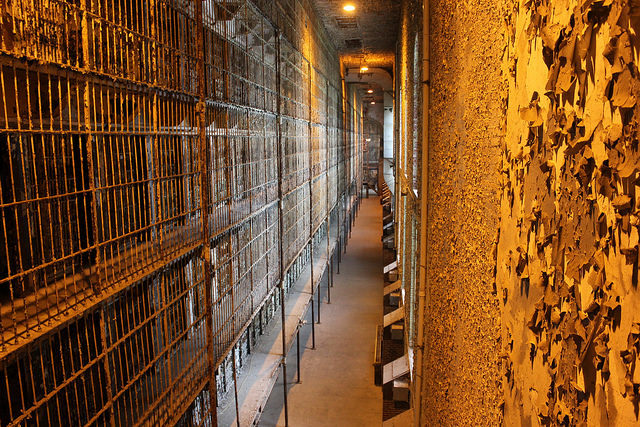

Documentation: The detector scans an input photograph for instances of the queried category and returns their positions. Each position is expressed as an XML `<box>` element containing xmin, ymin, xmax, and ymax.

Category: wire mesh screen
<box><xmin>0</xmin><ymin>0</ymin><xmax>362</xmax><ymax>425</ymax></box>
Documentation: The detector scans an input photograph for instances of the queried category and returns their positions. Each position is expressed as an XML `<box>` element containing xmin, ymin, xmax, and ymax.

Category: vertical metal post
<box><xmin>196</xmin><ymin>1</ymin><xmax>217</xmax><ymax>424</ymax></box>
<box><xmin>80</xmin><ymin>2</ymin><xmax>100</xmax><ymax>296</ymax></box>
<box><xmin>330</xmin><ymin>251</ymin><xmax>334</xmax><ymax>288</ymax></box>
<box><xmin>344</xmin><ymin>211</ymin><xmax>355</xmax><ymax>254</ymax></box>
<box><xmin>343</xmin><ymin>218</ymin><xmax>347</xmax><ymax>254</ymax></box>
<box><xmin>311</xmin><ymin>293</ymin><xmax>316</xmax><ymax>349</ymax></box>
<box><xmin>296</xmin><ymin>327</ymin><xmax>301</xmax><ymax>383</ymax></box>
<box><xmin>279</xmin><ymin>283</ymin><xmax>289</xmax><ymax>424</ymax></box>
<box><xmin>81</xmin><ymin>3</ymin><xmax>114</xmax><ymax>426</ymax></box>
<box><xmin>303</xmin><ymin>65</ymin><xmax>317</xmax><ymax>348</ymax></box>
<box><xmin>232</xmin><ymin>347</ymin><xmax>241</xmax><ymax>427</ymax></box>
<box><xmin>327</xmin><ymin>260</ymin><xmax>332</xmax><ymax>302</ymax></box>
<box><xmin>307</xmin><ymin>63</ymin><xmax>317</xmax><ymax>324</ymax></box>
<box><xmin>275</xmin><ymin>30</ymin><xmax>289</xmax><ymax>427</ymax></box>
<box><xmin>337</xmin><ymin>229</ymin><xmax>341</xmax><ymax>275</ymax></box>
<box><xmin>325</xmin><ymin>82</ymin><xmax>331</xmax><ymax>304</ymax></box>
<box><xmin>317</xmin><ymin>276</ymin><xmax>321</xmax><ymax>323</ymax></box>
<box><xmin>350</xmin><ymin>208</ymin><xmax>353</xmax><ymax>239</ymax></box>
<box><xmin>98</xmin><ymin>311</ymin><xmax>115</xmax><ymax>427</ymax></box>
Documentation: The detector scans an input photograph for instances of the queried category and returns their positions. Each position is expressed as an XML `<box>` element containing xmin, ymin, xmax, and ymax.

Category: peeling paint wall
<box><xmin>400</xmin><ymin>0</ymin><xmax>640</xmax><ymax>424</ymax></box>
<box><xmin>499</xmin><ymin>0</ymin><xmax>640</xmax><ymax>425</ymax></box>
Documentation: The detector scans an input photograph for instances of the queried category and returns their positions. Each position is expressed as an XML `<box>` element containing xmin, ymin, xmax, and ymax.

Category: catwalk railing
<box><xmin>0</xmin><ymin>0</ymin><xmax>362</xmax><ymax>425</ymax></box>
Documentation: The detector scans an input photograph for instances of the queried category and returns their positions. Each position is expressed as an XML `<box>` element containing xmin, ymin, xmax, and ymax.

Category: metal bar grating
<box><xmin>0</xmin><ymin>0</ymin><xmax>363</xmax><ymax>425</ymax></box>
<box><xmin>363</xmin><ymin>118</ymin><xmax>382</xmax><ymax>190</ymax></box>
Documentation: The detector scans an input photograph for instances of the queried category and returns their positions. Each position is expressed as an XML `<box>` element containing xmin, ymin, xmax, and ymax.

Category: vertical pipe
<box><xmin>195</xmin><ymin>0</ymin><xmax>218</xmax><ymax>424</ymax></box>
<box><xmin>275</xmin><ymin>30</ymin><xmax>289</xmax><ymax>427</ymax></box>
<box><xmin>414</xmin><ymin>1</ymin><xmax>430</xmax><ymax>425</ymax></box>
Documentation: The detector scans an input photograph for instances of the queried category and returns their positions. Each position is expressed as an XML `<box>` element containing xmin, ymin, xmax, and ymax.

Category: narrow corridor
<box><xmin>261</xmin><ymin>196</ymin><xmax>384</xmax><ymax>426</ymax></box>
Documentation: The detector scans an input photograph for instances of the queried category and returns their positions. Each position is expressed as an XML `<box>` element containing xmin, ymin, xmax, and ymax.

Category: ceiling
<box><xmin>310</xmin><ymin>0</ymin><xmax>402</xmax><ymax>55</ymax></box>
<box><xmin>341</xmin><ymin>52</ymin><xmax>395</xmax><ymax>71</ymax></box>
<box><xmin>345</xmin><ymin>67</ymin><xmax>394</xmax><ymax>104</ymax></box>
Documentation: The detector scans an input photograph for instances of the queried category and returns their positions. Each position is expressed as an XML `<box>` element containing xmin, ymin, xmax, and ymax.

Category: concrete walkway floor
<box><xmin>260</xmin><ymin>195</ymin><xmax>383</xmax><ymax>427</ymax></box>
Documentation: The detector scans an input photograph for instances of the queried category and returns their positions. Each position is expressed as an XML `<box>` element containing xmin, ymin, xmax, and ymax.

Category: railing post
<box><xmin>232</xmin><ymin>346</ymin><xmax>241</xmax><ymax>427</ymax></box>
<box><xmin>325</xmin><ymin>81</ymin><xmax>332</xmax><ymax>304</ymax></box>
<box><xmin>81</xmin><ymin>1</ymin><xmax>114</xmax><ymax>424</ymax></box>
<box><xmin>275</xmin><ymin>29</ymin><xmax>289</xmax><ymax>427</ymax></box>
<box><xmin>296</xmin><ymin>327</ymin><xmax>301</xmax><ymax>383</ymax></box>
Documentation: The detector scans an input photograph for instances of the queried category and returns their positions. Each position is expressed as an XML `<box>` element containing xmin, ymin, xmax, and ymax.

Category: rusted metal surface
<box><xmin>0</xmin><ymin>0</ymin><xmax>363</xmax><ymax>425</ymax></box>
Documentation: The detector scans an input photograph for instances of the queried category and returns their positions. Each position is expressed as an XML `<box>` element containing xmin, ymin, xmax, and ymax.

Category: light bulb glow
<box><xmin>371</xmin><ymin>101</ymin><xmax>375</xmax><ymax>104</ymax></box>
<box><xmin>360</xmin><ymin>66</ymin><xmax>369</xmax><ymax>72</ymax></box>
<box><xmin>367</xmin><ymin>89</ymin><xmax>373</xmax><ymax>93</ymax></box>
<box><xmin>343</xmin><ymin>4</ymin><xmax>356</xmax><ymax>12</ymax></box>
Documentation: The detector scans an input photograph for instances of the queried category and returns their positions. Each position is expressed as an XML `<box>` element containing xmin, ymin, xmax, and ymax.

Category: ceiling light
<box><xmin>371</xmin><ymin>101</ymin><xmax>375</xmax><ymax>105</ymax></box>
<box><xmin>343</xmin><ymin>4</ymin><xmax>356</xmax><ymax>12</ymax></box>
<box><xmin>367</xmin><ymin>89</ymin><xmax>373</xmax><ymax>93</ymax></box>
<box><xmin>366</xmin><ymin>138</ymin><xmax>371</xmax><ymax>142</ymax></box>
<box><xmin>360</xmin><ymin>66</ymin><xmax>369</xmax><ymax>72</ymax></box>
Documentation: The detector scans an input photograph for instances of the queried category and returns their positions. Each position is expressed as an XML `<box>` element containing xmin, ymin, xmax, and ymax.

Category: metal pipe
<box><xmin>414</xmin><ymin>1</ymin><xmax>431</xmax><ymax>425</ymax></box>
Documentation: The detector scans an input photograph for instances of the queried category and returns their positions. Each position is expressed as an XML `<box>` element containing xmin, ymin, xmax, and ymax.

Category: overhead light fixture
<box><xmin>343</xmin><ymin>4</ymin><xmax>356</xmax><ymax>12</ymax></box>
<box><xmin>359</xmin><ymin>57</ymin><xmax>369</xmax><ymax>73</ymax></box>
<box><xmin>371</xmin><ymin>101</ymin><xmax>375</xmax><ymax>104</ymax></box>
<box><xmin>366</xmin><ymin>138</ymin><xmax>371</xmax><ymax>142</ymax></box>
<box><xmin>367</xmin><ymin>89</ymin><xmax>373</xmax><ymax>93</ymax></box>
